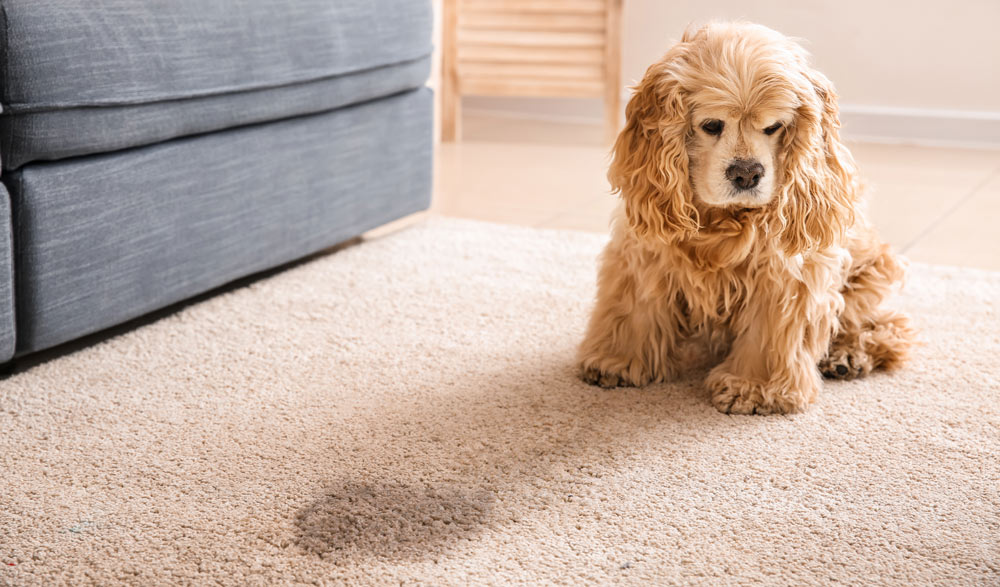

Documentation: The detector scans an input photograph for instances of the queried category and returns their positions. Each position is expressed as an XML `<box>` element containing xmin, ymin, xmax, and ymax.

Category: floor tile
<box><xmin>461</xmin><ymin>113</ymin><xmax>606</xmax><ymax>146</ymax></box>
<box><xmin>434</xmin><ymin>141</ymin><xmax>611</xmax><ymax>217</ymax></box>
<box><xmin>538</xmin><ymin>193</ymin><xmax>619</xmax><ymax>233</ymax></box>
<box><xmin>905</xmin><ymin>171</ymin><xmax>1000</xmax><ymax>270</ymax></box>
<box><xmin>848</xmin><ymin>142</ymin><xmax>1000</xmax><ymax>250</ymax></box>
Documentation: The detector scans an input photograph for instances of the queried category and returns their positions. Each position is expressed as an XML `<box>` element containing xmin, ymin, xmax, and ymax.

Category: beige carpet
<box><xmin>1</xmin><ymin>218</ymin><xmax>998</xmax><ymax>586</ymax></box>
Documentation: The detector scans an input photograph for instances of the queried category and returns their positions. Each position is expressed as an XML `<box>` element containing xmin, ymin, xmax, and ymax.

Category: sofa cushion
<box><xmin>0</xmin><ymin>0</ymin><xmax>432</xmax><ymax>169</ymax></box>
<box><xmin>6</xmin><ymin>88</ymin><xmax>432</xmax><ymax>355</ymax></box>
<box><xmin>1</xmin><ymin>57</ymin><xmax>430</xmax><ymax>170</ymax></box>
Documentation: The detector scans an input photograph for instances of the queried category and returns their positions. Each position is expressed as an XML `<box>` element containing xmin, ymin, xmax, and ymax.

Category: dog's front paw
<box><xmin>706</xmin><ymin>368</ymin><xmax>810</xmax><ymax>415</ymax></box>
<box><xmin>708</xmin><ymin>376</ymin><xmax>771</xmax><ymax>414</ymax></box>
<box><xmin>819</xmin><ymin>346</ymin><xmax>872</xmax><ymax>380</ymax></box>
<box><xmin>579</xmin><ymin>360</ymin><xmax>652</xmax><ymax>389</ymax></box>
<box><xmin>581</xmin><ymin>366</ymin><xmax>634</xmax><ymax>388</ymax></box>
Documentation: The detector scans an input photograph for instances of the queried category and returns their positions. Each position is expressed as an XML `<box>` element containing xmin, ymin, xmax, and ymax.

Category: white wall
<box><xmin>624</xmin><ymin>0</ymin><xmax>1000</xmax><ymax>112</ymax></box>
<box><xmin>462</xmin><ymin>0</ymin><xmax>1000</xmax><ymax>146</ymax></box>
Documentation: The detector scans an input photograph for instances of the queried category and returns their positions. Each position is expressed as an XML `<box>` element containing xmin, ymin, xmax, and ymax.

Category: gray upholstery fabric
<box><xmin>1</xmin><ymin>57</ymin><xmax>431</xmax><ymax>170</ymax></box>
<box><xmin>0</xmin><ymin>183</ymin><xmax>13</xmax><ymax>362</ymax></box>
<box><xmin>0</xmin><ymin>0</ymin><xmax>431</xmax><ymax>109</ymax></box>
<box><xmin>0</xmin><ymin>0</ymin><xmax>433</xmax><ymax>168</ymax></box>
<box><xmin>7</xmin><ymin>88</ymin><xmax>432</xmax><ymax>355</ymax></box>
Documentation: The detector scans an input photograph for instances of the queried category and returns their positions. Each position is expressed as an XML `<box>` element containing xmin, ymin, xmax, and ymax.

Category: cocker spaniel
<box><xmin>579</xmin><ymin>22</ymin><xmax>916</xmax><ymax>414</ymax></box>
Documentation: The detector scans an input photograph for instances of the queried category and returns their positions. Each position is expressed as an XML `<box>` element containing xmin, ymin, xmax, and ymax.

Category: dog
<box><xmin>578</xmin><ymin>22</ymin><xmax>916</xmax><ymax>414</ymax></box>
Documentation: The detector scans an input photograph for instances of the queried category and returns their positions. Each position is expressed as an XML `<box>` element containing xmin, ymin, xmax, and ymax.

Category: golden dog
<box><xmin>579</xmin><ymin>22</ymin><xmax>916</xmax><ymax>414</ymax></box>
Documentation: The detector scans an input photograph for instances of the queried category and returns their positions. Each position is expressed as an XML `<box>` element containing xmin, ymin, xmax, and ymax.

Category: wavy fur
<box><xmin>579</xmin><ymin>22</ymin><xmax>916</xmax><ymax>414</ymax></box>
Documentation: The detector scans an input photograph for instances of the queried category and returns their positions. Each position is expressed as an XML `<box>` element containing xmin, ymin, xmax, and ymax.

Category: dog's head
<box><xmin>609</xmin><ymin>22</ymin><xmax>857</xmax><ymax>253</ymax></box>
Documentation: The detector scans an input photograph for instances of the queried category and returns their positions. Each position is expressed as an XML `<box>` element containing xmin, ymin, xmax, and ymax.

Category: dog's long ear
<box><xmin>608</xmin><ymin>45</ymin><xmax>699</xmax><ymax>243</ymax></box>
<box><xmin>774</xmin><ymin>67</ymin><xmax>858</xmax><ymax>254</ymax></box>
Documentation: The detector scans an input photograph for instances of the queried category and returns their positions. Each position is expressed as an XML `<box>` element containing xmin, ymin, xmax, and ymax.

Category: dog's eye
<box><xmin>700</xmin><ymin>120</ymin><xmax>724</xmax><ymax>136</ymax></box>
<box><xmin>763</xmin><ymin>122</ymin><xmax>783</xmax><ymax>136</ymax></box>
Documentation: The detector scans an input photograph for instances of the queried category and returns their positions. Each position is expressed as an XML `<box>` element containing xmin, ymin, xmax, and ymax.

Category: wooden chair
<box><xmin>441</xmin><ymin>0</ymin><xmax>623</xmax><ymax>144</ymax></box>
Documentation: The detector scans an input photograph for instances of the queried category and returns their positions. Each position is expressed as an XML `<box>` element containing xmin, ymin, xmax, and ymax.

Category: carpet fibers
<box><xmin>1</xmin><ymin>218</ymin><xmax>998</xmax><ymax>585</ymax></box>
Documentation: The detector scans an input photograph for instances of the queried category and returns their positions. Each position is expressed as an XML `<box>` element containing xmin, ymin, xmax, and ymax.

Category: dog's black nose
<box><xmin>726</xmin><ymin>159</ymin><xmax>764</xmax><ymax>191</ymax></box>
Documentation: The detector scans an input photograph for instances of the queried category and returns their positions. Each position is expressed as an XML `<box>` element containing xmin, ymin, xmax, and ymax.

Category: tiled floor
<box><xmin>426</xmin><ymin>114</ymin><xmax>1000</xmax><ymax>270</ymax></box>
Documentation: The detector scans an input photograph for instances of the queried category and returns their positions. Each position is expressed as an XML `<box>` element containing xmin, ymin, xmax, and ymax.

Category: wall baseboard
<box><xmin>838</xmin><ymin>105</ymin><xmax>1000</xmax><ymax>149</ymax></box>
<box><xmin>463</xmin><ymin>96</ymin><xmax>1000</xmax><ymax>149</ymax></box>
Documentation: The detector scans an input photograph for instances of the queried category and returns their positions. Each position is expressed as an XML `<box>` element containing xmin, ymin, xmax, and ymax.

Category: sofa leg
<box><xmin>0</xmin><ymin>359</ymin><xmax>16</xmax><ymax>377</ymax></box>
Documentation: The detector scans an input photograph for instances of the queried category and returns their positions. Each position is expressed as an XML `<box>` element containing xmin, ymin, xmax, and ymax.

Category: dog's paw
<box><xmin>819</xmin><ymin>347</ymin><xmax>873</xmax><ymax>380</ymax></box>
<box><xmin>709</xmin><ymin>382</ymin><xmax>773</xmax><ymax>414</ymax></box>
<box><xmin>580</xmin><ymin>366</ymin><xmax>637</xmax><ymax>388</ymax></box>
<box><xmin>579</xmin><ymin>359</ymin><xmax>656</xmax><ymax>388</ymax></box>
<box><xmin>706</xmin><ymin>369</ymin><xmax>809</xmax><ymax>415</ymax></box>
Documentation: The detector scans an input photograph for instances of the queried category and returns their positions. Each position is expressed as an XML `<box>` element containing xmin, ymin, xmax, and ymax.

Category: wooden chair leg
<box><xmin>441</xmin><ymin>90</ymin><xmax>460</xmax><ymax>142</ymax></box>
<box><xmin>604</xmin><ymin>86</ymin><xmax>620</xmax><ymax>145</ymax></box>
<box><xmin>440</xmin><ymin>0</ymin><xmax>461</xmax><ymax>142</ymax></box>
<box><xmin>603</xmin><ymin>0</ymin><xmax>623</xmax><ymax>145</ymax></box>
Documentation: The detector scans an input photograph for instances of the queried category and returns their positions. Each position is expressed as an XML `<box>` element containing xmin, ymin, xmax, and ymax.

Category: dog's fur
<box><xmin>578</xmin><ymin>22</ymin><xmax>916</xmax><ymax>414</ymax></box>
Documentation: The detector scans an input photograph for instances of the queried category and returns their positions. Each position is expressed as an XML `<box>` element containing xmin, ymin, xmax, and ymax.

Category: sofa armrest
<box><xmin>0</xmin><ymin>182</ymin><xmax>14</xmax><ymax>363</ymax></box>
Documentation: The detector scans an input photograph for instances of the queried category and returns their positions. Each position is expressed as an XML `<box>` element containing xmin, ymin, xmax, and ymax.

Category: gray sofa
<box><xmin>0</xmin><ymin>0</ymin><xmax>434</xmax><ymax>365</ymax></box>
